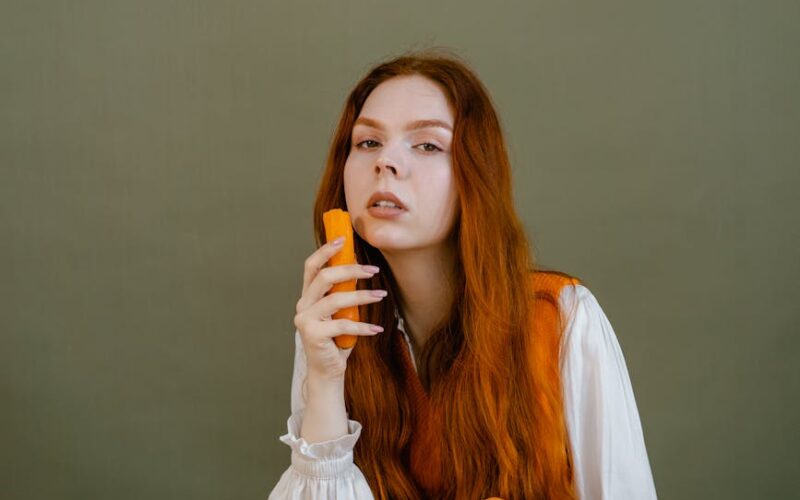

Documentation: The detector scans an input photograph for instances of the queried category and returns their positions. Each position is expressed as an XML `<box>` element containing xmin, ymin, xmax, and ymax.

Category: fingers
<box><xmin>302</xmin><ymin>237</ymin><xmax>346</xmax><ymax>296</ymax></box>
<box><xmin>293</xmin><ymin>302</ymin><xmax>386</xmax><ymax>352</ymax></box>
<box><xmin>322</xmin><ymin>319</ymin><xmax>385</xmax><ymax>338</ymax></box>
<box><xmin>311</xmin><ymin>289</ymin><xmax>387</xmax><ymax>322</ymax></box>
<box><xmin>297</xmin><ymin>262</ymin><xmax>380</xmax><ymax>315</ymax></box>
<box><xmin>312</xmin><ymin>264</ymin><xmax>379</xmax><ymax>305</ymax></box>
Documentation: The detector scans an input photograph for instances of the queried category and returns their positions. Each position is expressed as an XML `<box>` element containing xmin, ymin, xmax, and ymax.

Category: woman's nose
<box><xmin>375</xmin><ymin>156</ymin><xmax>400</xmax><ymax>176</ymax></box>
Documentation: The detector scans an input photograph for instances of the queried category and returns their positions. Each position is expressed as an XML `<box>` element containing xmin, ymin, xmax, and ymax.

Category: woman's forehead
<box><xmin>352</xmin><ymin>115</ymin><xmax>453</xmax><ymax>135</ymax></box>
<box><xmin>358</xmin><ymin>75</ymin><xmax>453</xmax><ymax>124</ymax></box>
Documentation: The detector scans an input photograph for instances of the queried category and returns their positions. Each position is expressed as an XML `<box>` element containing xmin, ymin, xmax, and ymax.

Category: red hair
<box><xmin>312</xmin><ymin>48</ymin><xmax>578</xmax><ymax>499</ymax></box>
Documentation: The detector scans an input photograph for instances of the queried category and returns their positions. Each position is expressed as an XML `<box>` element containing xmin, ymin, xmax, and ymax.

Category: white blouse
<box><xmin>268</xmin><ymin>284</ymin><xmax>658</xmax><ymax>499</ymax></box>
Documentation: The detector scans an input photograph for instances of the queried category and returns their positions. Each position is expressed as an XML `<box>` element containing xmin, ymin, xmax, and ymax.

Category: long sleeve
<box><xmin>558</xmin><ymin>284</ymin><xmax>658</xmax><ymax>500</ymax></box>
<box><xmin>267</xmin><ymin>330</ymin><xmax>375</xmax><ymax>499</ymax></box>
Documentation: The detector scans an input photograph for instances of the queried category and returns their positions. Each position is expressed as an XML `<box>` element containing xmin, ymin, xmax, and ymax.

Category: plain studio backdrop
<box><xmin>1</xmin><ymin>1</ymin><xmax>798</xmax><ymax>499</ymax></box>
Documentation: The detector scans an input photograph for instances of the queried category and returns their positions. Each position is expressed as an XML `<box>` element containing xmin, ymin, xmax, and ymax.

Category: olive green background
<box><xmin>2</xmin><ymin>1</ymin><xmax>798</xmax><ymax>498</ymax></box>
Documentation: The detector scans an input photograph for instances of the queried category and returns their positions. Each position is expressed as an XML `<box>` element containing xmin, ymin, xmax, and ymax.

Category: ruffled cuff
<box><xmin>278</xmin><ymin>408</ymin><xmax>363</xmax><ymax>478</ymax></box>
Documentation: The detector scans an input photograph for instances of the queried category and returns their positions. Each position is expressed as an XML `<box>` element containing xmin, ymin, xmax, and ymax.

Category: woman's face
<box><xmin>344</xmin><ymin>75</ymin><xmax>458</xmax><ymax>253</ymax></box>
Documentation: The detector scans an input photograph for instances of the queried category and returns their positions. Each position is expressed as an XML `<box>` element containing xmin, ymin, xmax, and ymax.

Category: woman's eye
<box><xmin>355</xmin><ymin>139</ymin><xmax>379</xmax><ymax>149</ymax></box>
<box><xmin>354</xmin><ymin>140</ymin><xmax>441</xmax><ymax>153</ymax></box>
<box><xmin>416</xmin><ymin>142</ymin><xmax>442</xmax><ymax>153</ymax></box>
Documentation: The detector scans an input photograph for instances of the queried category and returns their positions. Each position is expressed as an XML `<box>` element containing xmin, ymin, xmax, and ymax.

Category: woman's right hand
<box><xmin>293</xmin><ymin>237</ymin><xmax>387</xmax><ymax>382</ymax></box>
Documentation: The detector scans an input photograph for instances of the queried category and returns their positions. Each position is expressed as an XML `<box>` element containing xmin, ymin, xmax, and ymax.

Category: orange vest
<box><xmin>396</xmin><ymin>271</ymin><xmax>581</xmax><ymax>498</ymax></box>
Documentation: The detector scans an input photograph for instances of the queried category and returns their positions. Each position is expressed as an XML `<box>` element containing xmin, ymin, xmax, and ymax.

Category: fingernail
<box><xmin>370</xmin><ymin>290</ymin><xmax>388</xmax><ymax>297</ymax></box>
<box><xmin>370</xmin><ymin>325</ymin><xmax>384</xmax><ymax>333</ymax></box>
<box><xmin>361</xmin><ymin>265</ymin><xmax>380</xmax><ymax>273</ymax></box>
<box><xmin>332</xmin><ymin>236</ymin><xmax>345</xmax><ymax>245</ymax></box>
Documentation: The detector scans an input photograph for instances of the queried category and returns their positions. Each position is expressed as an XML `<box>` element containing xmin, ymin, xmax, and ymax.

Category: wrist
<box><xmin>306</xmin><ymin>372</ymin><xmax>346</xmax><ymax>395</ymax></box>
<box><xmin>300</xmin><ymin>372</ymin><xmax>349</xmax><ymax>443</ymax></box>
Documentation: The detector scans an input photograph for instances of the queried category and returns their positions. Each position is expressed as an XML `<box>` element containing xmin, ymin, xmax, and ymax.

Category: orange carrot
<box><xmin>322</xmin><ymin>209</ymin><xmax>359</xmax><ymax>349</ymax></box>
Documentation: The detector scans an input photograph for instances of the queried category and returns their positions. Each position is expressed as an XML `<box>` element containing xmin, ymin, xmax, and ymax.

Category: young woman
<box><xmin>269</xmin><ymin>50</ymin><xmax>657</xmax><ymax>499</ymax></box>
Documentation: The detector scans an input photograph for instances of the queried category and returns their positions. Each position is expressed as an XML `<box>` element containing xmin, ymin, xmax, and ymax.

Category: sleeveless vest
<box><xmin>395</xmin><ymin>271</ymin><xmax>581</xmax><ymax>498</ymax></box>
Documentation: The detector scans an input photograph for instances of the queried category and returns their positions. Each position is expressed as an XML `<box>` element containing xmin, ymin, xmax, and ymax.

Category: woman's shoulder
<box><xmin>528</xmin><ymin>269</ymin><xmax>598</xmax><ymax>332</ymax></box>
<box><xmin>549</xmin><ymin>278</ymin><xmax>622</xmax><ymax>364</ymax></box>
<box><xmin>530</xmin><ymin>269</ymin><xmax>583</xmax><ymax>299</ymax></box>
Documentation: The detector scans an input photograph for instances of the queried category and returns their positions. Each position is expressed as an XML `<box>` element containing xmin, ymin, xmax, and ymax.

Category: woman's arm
<box><xmin>558</xmin><ymin>285</ymin><xmax>658</xmax><ymax>500</ymax></box>
<box><xmin>268</xmin><ymin>330</ymin><xmax>374</xmax><ymax>499</ymax></box>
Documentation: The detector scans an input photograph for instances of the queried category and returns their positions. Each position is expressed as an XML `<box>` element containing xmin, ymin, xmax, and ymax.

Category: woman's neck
<box><xmin>382</xmin><ymin>240</ymin><xmax>456</xmax><ymax>352</ymax></box>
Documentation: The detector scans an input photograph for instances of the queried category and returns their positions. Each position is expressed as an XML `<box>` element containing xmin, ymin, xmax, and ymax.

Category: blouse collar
<box><xmin>393</xmin><ymin>304</ymin><xmax>417</xmax><ymax>373</ymax></box>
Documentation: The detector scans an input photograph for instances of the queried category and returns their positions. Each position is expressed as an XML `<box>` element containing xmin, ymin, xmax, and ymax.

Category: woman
<box><xmin>269</xmin><ymin>49</ymin><xmax>657</xmax><ymax>499</ymax></box>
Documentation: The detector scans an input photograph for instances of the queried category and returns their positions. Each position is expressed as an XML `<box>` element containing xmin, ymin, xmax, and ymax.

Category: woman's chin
<box><xmin>363</xmin><ymin>236</ymin><xmax>407</xmax><ymax>252</ymax></box>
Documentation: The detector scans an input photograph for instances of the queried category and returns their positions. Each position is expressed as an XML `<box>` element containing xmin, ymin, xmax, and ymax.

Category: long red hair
<box><xmin>312</xmin><ymin>48</ymin><xmax>578</xmax><ymax>499</ymax></box>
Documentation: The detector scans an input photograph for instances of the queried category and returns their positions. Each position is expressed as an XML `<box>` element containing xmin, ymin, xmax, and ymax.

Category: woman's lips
<box><xmin>368</xmin><ymin>205</ymin><xmax>406</xmax><ymax>219</ymax></box>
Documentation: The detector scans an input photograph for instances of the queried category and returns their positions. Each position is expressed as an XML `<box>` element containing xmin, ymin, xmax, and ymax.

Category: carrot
<box><xmin>322</xmin><ymin>209</ymin><xmax>359</xmax><ymax>349</ymax></box>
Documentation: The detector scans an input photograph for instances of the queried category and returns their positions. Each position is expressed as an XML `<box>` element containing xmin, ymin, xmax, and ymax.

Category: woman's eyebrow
<box><xmin>353</xmin><ymin>116</ymin><xmax>453</xmax><ymax>132</ymax></box>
